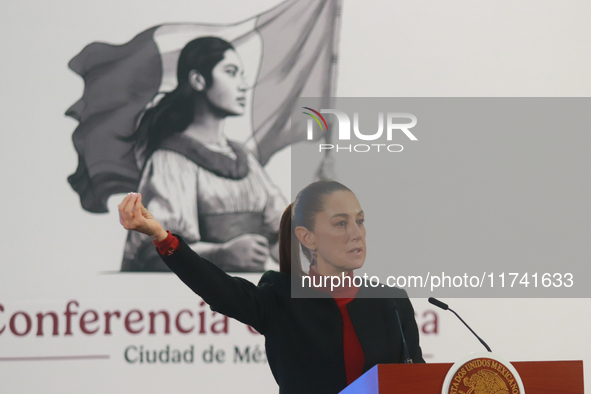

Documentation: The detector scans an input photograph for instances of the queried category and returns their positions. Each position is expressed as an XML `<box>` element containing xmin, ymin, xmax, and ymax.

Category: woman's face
<box><xmin>306</xmin><ymin>190</ymin><xmax>367</xmax><ymax>275</ymax></box>
<box><xmin>205</xmin><ymin>49</ymin><xmax>248</xmax><ymax>116</ymax></box>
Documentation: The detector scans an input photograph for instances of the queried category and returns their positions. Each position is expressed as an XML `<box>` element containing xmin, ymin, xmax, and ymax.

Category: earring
<box><xmin>310</xmin><ymin>250</ymin><xmax>317</xmax><ymax>267</ymax></box>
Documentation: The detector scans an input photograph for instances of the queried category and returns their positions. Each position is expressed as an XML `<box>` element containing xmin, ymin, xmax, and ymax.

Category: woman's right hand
<box><xmin>118</xmin><ymin>193</ymin><xmax>168</xmax><ymax>242</ymax></box>
<box><xmin>218</xmin><ymin>234</ymin><xmax>270</xmax><ymax>271</ymax></box>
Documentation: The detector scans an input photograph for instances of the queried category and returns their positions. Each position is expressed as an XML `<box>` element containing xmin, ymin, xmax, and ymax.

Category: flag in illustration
<box><xmin>67</xmin><ymin>0</ymin><xmax>341</xmax><ymax>213</ymax></box>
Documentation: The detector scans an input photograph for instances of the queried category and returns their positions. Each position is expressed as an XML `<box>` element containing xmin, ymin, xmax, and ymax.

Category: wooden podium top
<box><xmin>340</xmin><ymin>360</ymin><xmax>584</xmax><ymax>394</ymax></box>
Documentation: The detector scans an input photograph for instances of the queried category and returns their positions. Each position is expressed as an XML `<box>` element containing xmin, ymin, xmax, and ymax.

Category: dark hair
<box><xmin>138</xmin><ymin>36</ymin><xmax>235</xmax><ymax>155</ymax></box>
<box><xmin>278</xmin><ymin>180</ymin><xmax>353</xmax><ymax>275</ymax></box>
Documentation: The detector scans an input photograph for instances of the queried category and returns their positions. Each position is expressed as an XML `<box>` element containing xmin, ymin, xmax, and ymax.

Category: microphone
<box><xmin>394</xmin><ymin>308</ymin><xmax>413</xmax><ymax>363</ymax></box>
<box><xmin>428</xmin><ymin>297</ymin><xmax>492</xmax><ymax>352</ymax></box>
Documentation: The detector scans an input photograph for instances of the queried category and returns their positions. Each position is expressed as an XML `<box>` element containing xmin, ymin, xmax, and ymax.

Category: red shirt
<box><xmin>308</xmin><ymin>266</ymin><xmax>365</xmax><ymax>385</ymax></box>
<box><xmin>154</xmin><ymin>234</ymin><xmax>366</xmax><ymax>385</ymax></box>
<box><xmin>153</xmin><ymin>231</ymin><xmax>179</xmax><ymax>255</ymax></box>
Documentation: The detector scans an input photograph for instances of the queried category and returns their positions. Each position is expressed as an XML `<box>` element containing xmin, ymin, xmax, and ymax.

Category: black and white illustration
<box><xmin>66</xmin><ymin>0</ymin><xmax>341</xmax><ymax>272</ymax></box>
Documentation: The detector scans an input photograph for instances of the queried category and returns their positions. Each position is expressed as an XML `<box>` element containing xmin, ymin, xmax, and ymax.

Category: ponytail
<box><xmin>279</xmin><ymin>204</ymin><xmax>304</xmax><ymax>275</ymax></box>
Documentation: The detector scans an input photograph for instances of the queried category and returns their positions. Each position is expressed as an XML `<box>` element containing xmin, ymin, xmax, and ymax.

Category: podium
<box><xmin>340</xmin><ymin>360</ymin><xmax>584</xmax><ymax>393</ymax></box>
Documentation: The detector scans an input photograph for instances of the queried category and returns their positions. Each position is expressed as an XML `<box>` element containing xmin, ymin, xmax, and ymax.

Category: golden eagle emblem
<box><xmin>460</xmin><ymin>369</ymin><xmax>509</xmax><ymax>394</ymax></box>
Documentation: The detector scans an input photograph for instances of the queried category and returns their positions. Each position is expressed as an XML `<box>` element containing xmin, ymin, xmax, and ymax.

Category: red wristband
<box><xmin>153</xmin><ymin>231</ymin><xmax>180</xmax><ymax>255</ymax></box>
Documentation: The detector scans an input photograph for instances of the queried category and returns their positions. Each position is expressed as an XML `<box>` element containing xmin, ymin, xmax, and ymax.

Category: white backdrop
<box><xmin>1</xmin><ymin>0</ymin><xmax>589</xmax><ymax>393</ymax></box>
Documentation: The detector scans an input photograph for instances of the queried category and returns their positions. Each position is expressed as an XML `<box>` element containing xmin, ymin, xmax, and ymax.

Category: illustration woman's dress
<box><xmin>121</xmin><ymin>133</ymin><xmax>286</xmax><ymax>272</ymax></box>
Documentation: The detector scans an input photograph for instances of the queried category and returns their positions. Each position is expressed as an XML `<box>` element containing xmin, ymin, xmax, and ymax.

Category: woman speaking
<box><xmin>118</xmin><ymin>180</ymin><xmax>424</xmax><ymax>393</ymax></box>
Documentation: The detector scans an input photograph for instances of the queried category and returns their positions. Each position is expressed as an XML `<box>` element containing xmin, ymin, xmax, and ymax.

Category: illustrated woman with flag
<box><xmin>118</xmin><ymin>180</ymin><xmax>424</xmax><ymax>393</ymax></box>
<box><xmin>66</xmin><ymin>0</ymin><xmax>341</xmax><ymax>272</ymax></box>
<box><xmin>120</xmin><ymin>36</ymin><xmax>287</xmax><ymax>272</ymax></box>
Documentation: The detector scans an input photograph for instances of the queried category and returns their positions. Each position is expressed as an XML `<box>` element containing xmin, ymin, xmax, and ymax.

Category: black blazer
<box><xmin>161</xmin><ymin>236</ymin><xmax>424</xmax><ymax>394</ymax></box>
